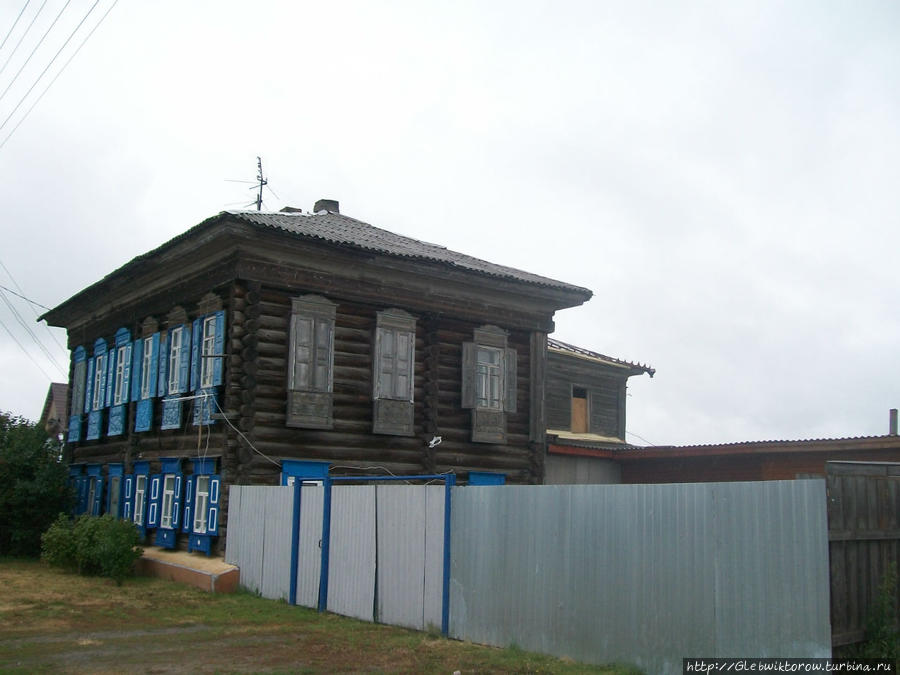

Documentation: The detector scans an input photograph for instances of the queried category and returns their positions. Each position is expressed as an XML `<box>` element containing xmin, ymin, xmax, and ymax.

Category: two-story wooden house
<box><xmin>43</xmin><ymin>200</ymin><xmax>592</xmax><ymax>553</ymax></box>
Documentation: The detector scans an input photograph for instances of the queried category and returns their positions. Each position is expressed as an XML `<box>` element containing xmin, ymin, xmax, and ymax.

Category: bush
<box><xmin>851</xmin><ymin>563</ymin><xmax>900</xmax><ymax>661</ymax></box>
<box><xmin>0</xmin><ymin>412</ymin><xmax>72</xmax><ymax>557</ymax></box>
<box><xmin>42</xmin><ymin>515</ymin><xmax>143</xmax><ymax>585</ymax></box>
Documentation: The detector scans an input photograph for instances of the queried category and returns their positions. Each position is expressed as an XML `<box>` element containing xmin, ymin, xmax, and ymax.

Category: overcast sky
<box><xmin>0</xmin><ymin>1</ymin><xmax>898</xmax><ymax>446</ymax></box>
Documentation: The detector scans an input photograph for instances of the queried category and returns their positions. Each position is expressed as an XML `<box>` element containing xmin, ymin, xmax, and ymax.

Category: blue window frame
<box><xmin>106</xmin><ymin>464</ymin><xmax>124</xmax><ymax>518</ymax></box>
<box><xmin>184</xmin><ymin>458</ymin><xmax>220</xmax><ymax>556</ymax></box>
<box><xmin>191</xmin><ymin>310</ymin><xmax>225</xmax><ymax>426</ymax></box>
<box><xmin>85</xmin><ymin>338</ymin><xmax>109</xmax><ymax>440</ymax></box>
<box><xmin>130</xmin><ymin>461</ymin><xmax>151</xmax><ymax>538</ymax></box>
<box><xmin>281</xmin><ymin>460</ymin><xmax>329</xmax><ymax>486</ymax></box>
<box><xmin>159</xmin><ymin>323</ymin><xmax>191</xmax><ymax>430</ymax></box>
<box><xmin>107</xmin><ymin>328</ymin><xmax>133</xmax><ymax>437</ymax></box>
<box><xmin>68</xmin><ymin>346</ymin><xmax>87</xmax><ymax>442</ymax></box>
<box><xmin>132</xmin><ymin>332</ymin><xmax>160</xmax><ymax>432</ymax></box>
<box><xmin>68</xmin><ymin>464</ymin><xmax>84</xmax><ymax>514</ymax></box>
<box><xmin>153</xmin><ymin>458</ymin><xmax>183</xmax><ymax>549</ymax></box>
<box><xmin>85</xmin><ymin>465</ymin><xmax>103</xmax><ymax>515</ymax></box>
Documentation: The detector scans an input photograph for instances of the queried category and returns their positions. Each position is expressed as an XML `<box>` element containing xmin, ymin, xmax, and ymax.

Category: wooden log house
<box><xmin>42</xmin><ymin>200</ymin><xmax>593</xmax><ymax>553</ymax></box>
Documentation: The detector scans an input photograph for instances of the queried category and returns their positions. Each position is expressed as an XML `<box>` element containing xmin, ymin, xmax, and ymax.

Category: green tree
<box><xmin>0</xmin><ymin>411</ymin><xmax>72</xmax><ymax>557</ymax></box>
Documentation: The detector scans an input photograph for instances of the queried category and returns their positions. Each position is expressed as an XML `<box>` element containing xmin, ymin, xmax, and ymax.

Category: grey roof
<box><xmin>226</xmin><ymin>210</ymin><xmax>592</xmax><ymax>295</ymax></box>
<box><xmin>548</xmin><ymin>337</ymin><xmax>655</xmax><ymax>377</ymax></box>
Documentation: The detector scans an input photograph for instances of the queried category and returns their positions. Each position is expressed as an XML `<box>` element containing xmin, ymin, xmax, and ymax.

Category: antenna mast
<box><xmin>255</xmin><ymin>156</ymin><xmax>267</xmax><ymax>211</ymax></box>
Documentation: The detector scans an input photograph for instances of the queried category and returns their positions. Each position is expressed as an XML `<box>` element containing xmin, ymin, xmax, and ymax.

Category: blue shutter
<box><xmin>104</xmin><ymin>347</ymin><xmax>116</xmax><ymax>408</ymax></box>
<box><xmin>182</xmin><ymin>475</ymin><xmax>195</xmax><ymax>533</ymax></box>
<box><xmin>147</xmin><ymin>474</ymin><xmax>162</xmax><ymax>528</ymax></box>
<box><xmin>131</xmin><ymin>338</ymin><xmax>143</xmax><ymax>401</ymax></box>
<box><xmin>172</xmin><ymin>474</ymin><xmax>183</xmax><ymax>530</ymax></box>
<box><xmin>207</xmin><ymin>474</ymin><xmax>221</xmax><ymax>535</ymax></box>
<box><xmin>92</xmin><ymin>476</ymin><xmax>104</xmax><ymax>515</ymax></box>
<box><xmin>157</xmin><ymin>333</ymin><xmax>169</xmax><ymax>397</ymax></box>
<box><xmin>83</xmin><ymin>358</ymin><xmax>94</xmax><ymax>414</ymax></box>
<box><xmin>213</xmin><ymin>310</ymin><xmax>225</xmax><ymax>386</ymax></box>
<box><xmin>177</xmin><ymin>323</ymin><xmax>191</xmax><ymax>394</ymax></box>
<box><xmin>122</xmin><ymin>475</ymin><xmax>134</xmax><ymax>521</ymax></box>
<box><xmin>189</xmin><ymin>318</ymin><xmax>201</xmax><ymax>392</ymax></box>
<box><xmin>148</xmin><ymin>332</ymin><xmax>160</xmax><ymax>398</ymax></box>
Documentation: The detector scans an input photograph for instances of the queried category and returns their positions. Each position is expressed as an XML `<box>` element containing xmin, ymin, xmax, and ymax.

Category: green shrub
<box><xmin>40</xmin><ymin>513</ymin><xmax>77</xmax><ymax>570</ymax></box>
<box><xmin>41</xmin><ymin>515</ymin><xmax>143</xmax><ymax>585</ymax></box>
<box><xmin>856</xmin><ymin>563</ymin><xmax>900</xmax><ymax>660</ymax></box>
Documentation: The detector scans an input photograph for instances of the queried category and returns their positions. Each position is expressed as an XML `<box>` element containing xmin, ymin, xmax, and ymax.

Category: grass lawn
<box><xmin>0</xmin><ymin>559</ymin><xmax>640</xmax><ymax>674</ymax></box>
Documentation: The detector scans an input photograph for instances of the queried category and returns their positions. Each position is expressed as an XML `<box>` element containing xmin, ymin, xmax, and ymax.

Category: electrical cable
<box><xmin>0</xmin><ymin>312</ymin><xmax>52</xmax><ymax>380</ymax></box>
<box><xmin>0</xmin><ymin>0</ymin><xmax>47</xmax><ymax>80</ymax></box>
<box><xmin>0</xmin><ymin>0</ymin><xmax>101</xmax><ymax>134</ymax></box>
<box><xmin>0</xmin><ymin>288</ymin><xmax>66</xmax><ymax>375</ymax></box>
<box><xmin>0</xmin><ymin>258</ymin><xmax>66</xmax><ymax>353</ymax></box>
<box><xmin>0</xmin><ymin>0</ymin><xmax>69</xmax><ymax>105</ymax></box>
<box><xmin>0</xmin><ymin>0</ymin><xmax>117</xmax><ymax>150</ymax></box>
<box><xmin>211</xmin><ymin>394</ymin><xmax>281</xmax><ymax>467</ymax></box>
<box><xmin>626</xmin><ymin>430</ymin><xmax>656</xmax><ymax>446</ymax></box>
<box><xmin>0</xmin><ymin>281</ymin><xmax>50</xmax><ymax>310</ymax></box>
<box><xmin>0</xmin><ymin>0</ymin><xmax>32</xmax><ymax>54</ymax></box>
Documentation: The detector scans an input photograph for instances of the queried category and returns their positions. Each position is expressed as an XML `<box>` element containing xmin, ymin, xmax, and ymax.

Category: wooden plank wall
<box><xmin>828</xmin><ymin>462</ymin><xmax>900</xmax><ymax>647</ymax></box>
<box><xmin>545</xmin><ymin>352</ymin><xmax>622</xmax><ymax>437</ymax></box>
<box><xmin>237</xmin><ymin>283</ymin><xmax>537</xmax><ymax>485</ymax></box>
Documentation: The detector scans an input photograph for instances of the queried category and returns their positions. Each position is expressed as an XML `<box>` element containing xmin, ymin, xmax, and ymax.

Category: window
<box><xmin>68</xmin><ymin>346</ymin><xmax>87</xmax><ymax>442</ymax></box>
<box><xmin>287</xmin><ymin>295</ymin><xmax>336</xmax><ymax>429</ymax></box>
<box><xmin>372</xmin><ymin>309</ymin><xmax>415</xmax><ymax>435</ymax></box>
<box><xmin>160</xmin><ymin>475</ymin><xmax>175</xmax><ymax>528</ymax></box>
<box><xmin>108</xmin><ymin>475</ymin><xmax>121</xmax><ymax>517</ymax></box>
<box><xmin>167</xmin><ymin>326</ymin><xmax>183</xmax><ymax>395</ymax></box>
<box><xmin>134</xmin><ymin>475</ymin><xmax>147</xmax><ymax>526</ymax></box>
<box><xmin>193</xmin><ymin>475</ymin><xmax>210</xmax><ymax>534</ymax></box>
<box><xmin>92</xmin><ymin>354</ymin><xmax>106</xmax><ymax>410</ymax></box>
<box><xmin>86</xmin><ymin>477</ymin><xmax>97</xmax><ymax>514</ymax></box>
<box><xmin>200</xmin><ymin>315</ymin><xmax>216</xmax><ymax>388</ymax></box>
<box><xmin>140</xmin><ymin>338</ymin><xmax>153</xmax><ymax>399</ymax></box>
<box><xmin>462</xmin><ymin>325</ymin><xmax>517</xmax><ymax>444</ymax></box>
<box><xmin>571</xmin><ymin>386</ymin><xmax>589</xmax><ymax>433</ymax></box>
<box><xmin>113</xmin><ymin>345</ymin><xmax>127</xmax><ymax>405</ymax></box>
<box><xmin>476</xmin><ymin>346</ymin><xmax>502</xmax><ymax>410</ymax></box>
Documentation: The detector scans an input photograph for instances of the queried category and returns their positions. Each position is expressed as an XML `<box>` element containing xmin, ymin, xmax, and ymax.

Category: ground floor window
<box><xmin>134</xmin><ymin>475</ymin><xmax>147</xmax><ymax>525</ymax></box>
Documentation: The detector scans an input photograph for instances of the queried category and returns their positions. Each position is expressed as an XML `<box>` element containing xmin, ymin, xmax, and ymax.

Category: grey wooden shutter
<box><xmin>461</xmin><ymin>341</ymin><xmax>476</xmax><ymax>409</ymax></box>
<box><xmin>504</xmin><ymin>347</ymin><xmax>517</xmax><ymax>413</ymax></box>
<box><xmin>287</xmin><ymin>295</ymin><xmax>336</xmax><ymax>429</ymax></box>
<box><xmin>372</xmin><ymin>308</ymin><xmax>416</xmax><ymax>436</ymax></box>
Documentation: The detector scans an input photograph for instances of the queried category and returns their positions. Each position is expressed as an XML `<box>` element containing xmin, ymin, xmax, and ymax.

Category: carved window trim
<box><xmin>372</xmin><ymin>308</ymin><xmax>415</xmax><ymax>436</ymax></box>
<box><xmin>461</xmin><ymin>325</ymin><xmax>517</xmax><ymax>444</ymax></box>
<box><xmin>287</xmin><ymin>295</ymin><xmax>336</xmax><ymax>429</ymax></box>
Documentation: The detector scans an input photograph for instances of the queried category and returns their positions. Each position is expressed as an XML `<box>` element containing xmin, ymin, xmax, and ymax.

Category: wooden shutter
<box><xmin>147</xmin><ymin>474</ymin><xmax>162</xmax><ymax>528</ymax></box>
<box><xmin>130</xmin><ymin>338</ymin><xmax>143</xmax><ymax>402</ymax></box>
<box><xmin>147</xmin><ymin>332</ymin><xmax>160</xmax><ymax>398</ymax></box>
<box><xmin>171</xmin><ymin>474</ymin><xmax>183</xmax><ymax>530</ymax></box>
<box><xmin>157</xmin><ymin>333</ymin><xmax>169</xmax><ymax>398</ymax></box>
<box><xmin>290</xmin><ymin>315</ymin><xmax>313</xmax><ymax>390</ymax></box>
<box><xmin>83</xmin><ymin>358</ymin><xmax>94</xmax><ymax>415</ymax></box>
<box><xmin>461</xmin><ymin>342</ymin><xmax>476</xmax><ymax>408</ymax></box>
<box><xmin>104</xmin><ymin>348</ymin><xmax>116</xmax><ymax>408</ymax></box>
<box><xmin>207</xmin><ymin>475</ymin><xmax>221</xmax><ymax>535</ymax></box>
<box><xmin>92</xmin><ymin>476</ymin><xmax>104</xmax><ymax>516</ymax></box>
<box><xmin>122</xmin><ymin>475</ymin><xmax>134</xmax><ymax>521</ymax></box>
<box><xmin>189</xmin><ymin>318</ymin><xmax>201</xmax><ymax>392</ymax></box>
<box><xmin>182</xmin><ymin>476</ymin><xmax>194</xmax><ymax>533</ymax></box>
<box><xmin>212</xmin><ymin>311</ymin><xmax>225</xmax><ymax>386</ymax></box>
<box><xmin>504</xmin><ymin>348</ymin><xmax>517</xmax><ymax>413</ymax></box>
<box><xmin>287</xmin><ymin>295</ymin><xmax>336</xmax><ymax>429</ymax></box>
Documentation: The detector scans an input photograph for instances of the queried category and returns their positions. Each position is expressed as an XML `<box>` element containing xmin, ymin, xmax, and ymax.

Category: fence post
<box><xmin>317</xmin><ymin>476</ymin><xmax>333</xmax><ymax>612</ymax></box>
<box><xmin>441</xmin><ymin>474</ymin><xmax>456</xmax><ymax>636</ymax></box>
<box><xmin>289</xmin><ymin>481</ymin><xmax>301</xmax><ymax>605</ymax></box>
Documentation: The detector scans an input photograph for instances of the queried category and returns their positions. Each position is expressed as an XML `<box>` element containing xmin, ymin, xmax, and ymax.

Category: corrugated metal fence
<box><xmin>227</xmin><ymin>484</ymin><xmax>447</xmax><ymax>631</ymax></box>
<box><xmin>227</xmin><ymin>480</ymin><xmax>831</xmax><ymax>674</ymax></box>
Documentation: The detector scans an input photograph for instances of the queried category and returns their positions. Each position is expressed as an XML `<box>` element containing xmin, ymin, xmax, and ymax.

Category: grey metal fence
<box><xmin>449</xmin><ymin>481</ymin><xmax>831</xmax><ymax>674</ymax></box>
<box><xmin>226</xmin><ymin>480</ymin><xmax>831</xmax><ymax>674</ymax></box>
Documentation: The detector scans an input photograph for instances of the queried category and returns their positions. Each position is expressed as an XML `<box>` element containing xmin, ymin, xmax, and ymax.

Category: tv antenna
<box><xmin>224</xmin><ymin>156</ymin><xmax>280</xmax><ymax>211</ymax></box>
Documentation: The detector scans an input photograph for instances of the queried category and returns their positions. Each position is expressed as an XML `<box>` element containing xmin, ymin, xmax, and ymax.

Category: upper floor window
<box><xmin>462</xmin><ymin>325</ymin><xmax>517</xmax><ymax>444</ymax></box>
<box><xmin>287</xmin><ymin>295</ymin><xmax>336</xmax><ymax>429</ymax></box>
<box><xmin>372</xmin><ymin>308</ymin><xmax>416</xmax><ymax>436</ymax></box>
<box><xmin>167</xmin><ymin>326</ymin><xmax>184</xmax><ymax>395</ymax></box>
<box><xmin>140</xmin><ymin>338</ymin><xmax>153</xmax><ymax>399</ymax></box>
<box><xmin>92</xmin><ymin>353</ymin><xmax>106</xmax><ymax>411</ymax></box>
<box><xmin>200</xmin><ymin>315</ymin><xmax>217</xmax><ymax>388</ymax></box>
<box><xmin>113</xmin><ymin>344</ymin><xmax>128</xmax><ymax>405</ymax></box>
<box><xmin>571</xmin><ymin>386</ymin><xmax>589</xmax><ymax>433</ymax></box>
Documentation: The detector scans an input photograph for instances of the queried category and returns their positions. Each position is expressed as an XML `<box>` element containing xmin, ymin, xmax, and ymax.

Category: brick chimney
<box><xmin>890</xmin><ymin>409</ymin><xmax>898</xmax><ymax>436</ymax></box>
<box><xmin>314</xmin><ymin>199</ymin><xmax>339</xmax><ymax>214</ymax></box>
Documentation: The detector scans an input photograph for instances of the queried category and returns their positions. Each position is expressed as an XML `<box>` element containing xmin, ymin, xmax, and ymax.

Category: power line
<box><xmin>0</xmin><ymin>0</ymin><xmax>32</xmax><ymax>54</ymax></box>
<box><xmin>0</xmin><ymin>256</ymin><xmax>65</xmax><ymax>353</ymax></box>
<box><xmin>0</xmin><ymin>0</ymin><xmax>117</xmax><ymax>151</ymax></box>
<box><xmin>0</xmin><ymin>282</ymin><xmax>50</xmax><ymax>310</ymax></box>
<box><xmin>0</xmin><ymin>0</ymin><xmax>101</xmax><ymax>135</ymax></box>
<box><xmin>0</xmin><ymin>0</ymin><xmax>72</xmax><ymax>107</ymax></box>
<box><xmin>0</xmin><ymin>288</ymin><xmax>66</xmax><ymax>375</ymax></box>
<box><xmin>0</xmin><ymin>0</ymin><xmax>46</xmax><ymax>80</ymax></box>
<box><xmin>0</xmin><ymin>0</ymin><xmax>50</xmax><ymax>82</ymax></box>
<box><xmin>0</xmin><ymin>313</ymin><xmax>53</xmax><ymax>381</ymax></box>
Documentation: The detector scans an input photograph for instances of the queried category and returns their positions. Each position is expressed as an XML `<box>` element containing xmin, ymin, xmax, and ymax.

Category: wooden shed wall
<box><xmin>546</xmin><ymin>352</ymin><xmax>624</xmax><ymax>438</ymax></box>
